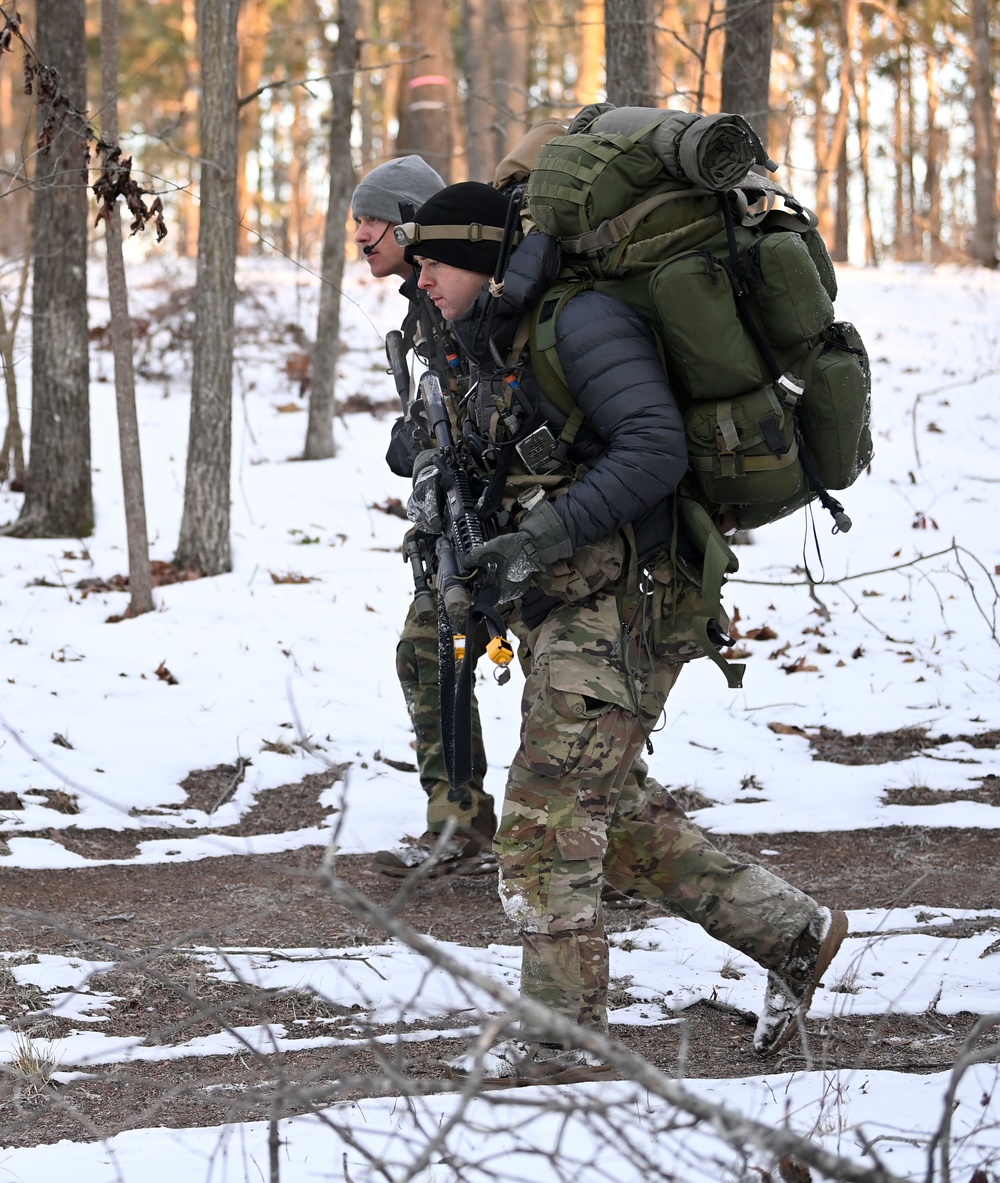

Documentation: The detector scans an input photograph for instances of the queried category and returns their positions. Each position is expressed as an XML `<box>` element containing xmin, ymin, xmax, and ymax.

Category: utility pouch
<box><xmin>797</xmin><ymin>320</ymin><xmax>873</xmax><ymax>490</ymax></box>
<box><xmin>647</xmin><ymin>556</ymin><xmax>719</xmax><ymax>664</ymax></box>
<box><xmin>647</xmin><ymin>251</ymin><xmax>765</xmax><ymax>398</ymax></box>
<box><xmin>685</xmin><ymin>384</ymin><xmax>805</xmax><ymax>507</ymax></box>
<box><xmin>663</xmin><ymin>495</ymin><xmax>745</xmax><ymax>688</ymax></box>
<box><xmin>744</xmin><ymin>230</ymin><xmax>835</xmax><ymax>347</ymax></box>
<box><xmin>533</xmin><ymin>531</ymin><xmax>627</xmax><ymax>604</ymax></box>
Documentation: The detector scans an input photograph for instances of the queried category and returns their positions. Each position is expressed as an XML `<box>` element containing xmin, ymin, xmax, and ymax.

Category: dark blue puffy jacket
<box><xmin>452</xmin><ymin>233</ymin><xmax>688</xmax><ymax>564</ymax></box>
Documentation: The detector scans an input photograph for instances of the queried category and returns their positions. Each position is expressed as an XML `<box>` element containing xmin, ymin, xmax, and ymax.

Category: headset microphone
<box><xmin>362</xmin><ymin>222</ymin><xmax>391</xmax><ymax>256</ymax></box>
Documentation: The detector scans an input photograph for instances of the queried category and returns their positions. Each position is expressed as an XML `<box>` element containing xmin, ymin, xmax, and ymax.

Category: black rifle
<box><xmin>415</xmin><ymin>369</ymin><xmax>513</xmax><ymax>790</ymax></box>
<box><xmin>385</xmin><ymin>330</ymin><xmax>435</xmax><ymax>624</ymax></box>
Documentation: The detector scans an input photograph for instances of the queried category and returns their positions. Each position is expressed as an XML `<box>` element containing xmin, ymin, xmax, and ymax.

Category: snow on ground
<box><xmin>1</xmin><ymin>252</ymin><xmax>999</xmax><ymax>1179</ymax></box>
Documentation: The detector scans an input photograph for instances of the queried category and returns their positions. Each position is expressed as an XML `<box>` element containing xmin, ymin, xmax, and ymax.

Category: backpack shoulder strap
<box><xmin>527</xmin><ymin>280</ymin><xmax>591</xmax><ymax>452</ymax></box>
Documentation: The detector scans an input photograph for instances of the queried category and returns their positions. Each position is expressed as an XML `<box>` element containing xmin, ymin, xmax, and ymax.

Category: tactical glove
<box><xmin>466</xmin><ymin>501</ymin><xmax>573</xmax><ymax>605</ymax></box>
<box><xmin>466</xmin><ymin>531</ymin><xmax>542</xmax><ymax>605</ymax></box>
<box><xmin>385</xmin><ymin>417</ymin><xmax>419</xmax><ymax>478</ymax></box>
<box><xmin>518</xmin><ymin>500</ymin><xmax>573</xmax><ymax>563</ymax></box>
<box><xmin>406</xmin><ymin>450</ymin><xmax>443</xmax><ymax>535</ymax></box>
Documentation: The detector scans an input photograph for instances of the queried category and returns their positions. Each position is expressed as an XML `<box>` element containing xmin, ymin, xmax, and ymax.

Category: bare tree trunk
<box><xmin>854</xmin><ymin>43</ymin><xmax>877</xmax><ymax>265</ymax></box>
<box><xmin>924</xmin><ymin>51</ymin><xmax>942</xmax><ymax>263</ymax></box>
<box><xmin>304</xmin><ymin>0</ymin><xmax>359</xmax><ymax>462</ymax></box>
<box><xmin>814</xmin><ymin>28</ymin><xmax>831</xmax><ymax>243</ymax></box>
<box><xmin>4</xmin><ymin>0</ymin><xmax>92</xmax><ymax>539</ymax></box>
<box><xmin>236</xmin><ymin>0</ymin><xmax>270</xmax><ymax>255</ymax></box>
<box><xmin>813</xmin><ymin>6</ymin><xmax>851</xmax><ymax>255</ymax></box>
<box><xmin>892</xmin><ymin>52</ymin><xmax>906</xmax><ymax>260</ymax></box>
<box><xmin>605</xmin><ymin>0</ymin><xmax>655</xmax><ymax>107</ymax></box>
<box><xmin>577</xmin><ymin>0</ymin><xmax>605</xmax><ymax>105</ymax></box>
<box><xmin>99</xmin><ymin>0</ymin><xmax>154</xmax><ymax>616</ymax></box>
<box><xmin>834</xmin><ymin>133</ymin><xmax>849</xmax><ymax>261</ymax></box>
<box><xmin>174</xmin><ymin>0</ymin><xmax>240</xmax><ymax>575</ymax></box>
<box><xmin>970</xmin><ymin>0</ymin><xmax>998</xmax><ymax>267</ymax></box>
<box><xmin>177</xmin><ymin>0</ymin><xmax>200</xmax><ymax>258</ymax></box>
<box><xmin>462</xmin><ymin>0</ymin><xmax>493</xmax><ymax>181</ymax></box>
<box><xmin>493</xmin><ymin>0</ymin><xmax>530</xmax><ymax>159</ymax></box>
<box><xmin>0</xmin><ymin>251</ymin><xmax>29</xmax><ymax>491</ymax></box>
<box><xmin>720</xmin><ymin>0</ymin><xmax>773</xmax><ymax>143</ymax></box>
<box><xmin>0</xmin><ymin>19</ymin><xmax>33</xmax><ymax>248</ymax></box>
<box><xmin>905</xmin><ymin>39</ymin><xmax>918</xmax><ymax>259</ymax></box>
<box><xmin>832</xmin><ymin>0</ymin><xmax>854</xmax><ymax>262</ymax></box>
<box><xmin>396</xmin><ymin>0</ymin><xmax>455</xmax><ymax>180</ymax></box>
<box><xmin>688</xmin><ymin>0</ymin><xmax>725</xmax><ymax>114</ymax></box>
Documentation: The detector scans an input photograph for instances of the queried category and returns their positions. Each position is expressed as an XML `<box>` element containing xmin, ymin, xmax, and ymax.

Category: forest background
<box><xmin>1</xmin><ymin>0</ymin><xmax>997</xmax><ymax>576</ymax></box>
<box><xmin>1</xmin><ymin>0</ymin><xmax>1000</xmax><ymax>1176</ymax></box>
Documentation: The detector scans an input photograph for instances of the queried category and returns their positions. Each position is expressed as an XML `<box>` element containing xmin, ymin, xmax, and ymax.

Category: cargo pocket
<box><xmin>798</xmin><ymin>321</ymin><xmax>873</xmax><ymax>490</ymax></box>
<box><xmin>744</xmin><ymin>230</ymin><xmax>835</xmax><ymax>347</ymax></box>
<box><xmin>546</xmin><ymin>825</ymin><xmax>608</xmax><ymax>932</ymax></box>
<box><xmin>518</xmin><ymin>593</ymin><xmax>645</xmax><ymax>779</ymax></box>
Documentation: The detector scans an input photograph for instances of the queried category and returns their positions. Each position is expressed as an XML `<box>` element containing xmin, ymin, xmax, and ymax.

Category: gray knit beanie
<box><xmin>351</xmin><ymin>155</ymin><xmax>445</xmax><ymax>224</ymax></box>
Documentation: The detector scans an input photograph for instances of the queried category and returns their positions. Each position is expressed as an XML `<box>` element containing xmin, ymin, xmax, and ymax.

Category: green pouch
<box><xmin>526</xmin><ymin>134</ymin><xmax>668</xmax><ymax>242</ymax></box>
<box><xmin>804</xmin><ymin>228</ymin><xmax>838</xmax><ymax>300</ymax></box>
<box><xmin>799</xmin><ymin>321</ymin><xmax>874</xmax><ymax>490</ymax></box>
<box><xmin>745</xmin><ymin>230</ymin><xmax>835</xmax><ymax>347</ymax></box>
<box><xmin>648</xmin><ymin>557</ymin><xmax>726</xmax><ymax>664</ymax></box>
<box><xmin>654</xmin><ymin>496</ymin><xmax>744</xmax><ymax>688</ymax></box>
<box><xmin>534</xmin><ymin>533</ymin><xmax>626</xmax><ymax>604</ymax></box>
<box><xmin>648</xmin><ymin>251</ymin><xmax>765</xmax><ymax>398</ymax></box>
<box><xmin>685</xmin><ymin>385</ymin><xmax>805</xmax><ymax>507</ymax></box>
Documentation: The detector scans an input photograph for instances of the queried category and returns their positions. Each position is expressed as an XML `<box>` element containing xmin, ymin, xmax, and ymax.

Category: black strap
<box><xmin>719</xmin><ymin>194</ymin><xmax>784</xmax><ymax>385</ymax></box>
<box><xmin>439</xmin><ymin>589</ymin><xmax>509</xmax><ymax>793</ymax></box>
<box><xmin>437</xmin><ymin>593</ymin><xmax>470</xmax><ymax>796</ymax></box>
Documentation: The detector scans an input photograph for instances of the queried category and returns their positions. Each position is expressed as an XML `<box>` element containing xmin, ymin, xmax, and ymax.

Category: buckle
<box><xmin>776</xmin><ymin>372</ymin><xmax>805</xmax><ymax>406</ymax></box>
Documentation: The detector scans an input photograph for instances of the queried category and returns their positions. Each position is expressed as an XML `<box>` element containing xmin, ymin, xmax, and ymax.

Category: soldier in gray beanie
<box><xmin>351</xmin><ymin>156</ymin><xmax>445</xmax><ymax>280</ymax></box>
<box><xmin>346</xmin><ymin>154</ymin><xmax>500</xmax><ymax>880</ymax></box>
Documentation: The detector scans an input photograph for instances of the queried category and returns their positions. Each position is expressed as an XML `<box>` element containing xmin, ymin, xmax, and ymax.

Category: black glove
<box><xmin>385</xmin><ymin>417</ymin><xmax>419</xmax><ymax>478</ymax></box>
<box><xmin>466</xmin><ymin>531</ymin><xmax>542</xmax><ymax>605</ymax></box>
<box><xmin>406</xmin><ymin>450</ymin><xmax>443</xmax><ymax>534</ymax></box>
<box><xmin>466</xmin><ymin>501</ymin><xmax>573</xmax><ymax>604</ymax></box>
<box><xmin>518</xmin><ymin>499</ymin><xmax>573</xmax><ymax>563</ymax></box>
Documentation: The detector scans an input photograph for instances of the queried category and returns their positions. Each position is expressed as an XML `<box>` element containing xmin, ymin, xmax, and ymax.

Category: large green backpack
<box><xmin>524</xmin><ymin>107</ymin><xmax>873</xmax><ymax>539</ymax></box>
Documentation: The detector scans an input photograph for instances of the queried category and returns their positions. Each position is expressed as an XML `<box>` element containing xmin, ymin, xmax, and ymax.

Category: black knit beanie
<box><xmin>402</xmin><ymin>182</ymin><xmax>512</xmax><ymax>274</ymax></box>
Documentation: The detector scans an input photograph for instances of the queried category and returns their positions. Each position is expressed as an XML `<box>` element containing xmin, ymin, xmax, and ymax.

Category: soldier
<box><xmin>399</xmin><ymin>181</ymin><xmax>849</xmax><ymax>1082</ymax></box>
<box><xmin>350</xmin><ymin>158</ymin><xmax>496</xmax><ymax>877</ymax></box>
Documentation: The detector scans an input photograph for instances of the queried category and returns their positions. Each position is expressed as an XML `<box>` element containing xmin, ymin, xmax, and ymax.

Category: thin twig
<box><xmin>319</xmin><ymin>868</ymin><xmax>907</xmax><ymax>1183</ymax></box>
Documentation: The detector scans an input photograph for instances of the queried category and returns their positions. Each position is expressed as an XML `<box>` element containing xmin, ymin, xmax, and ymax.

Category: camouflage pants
<box><xmin>496</xmin><ymin>587</ymin><xmax>818</xmax><ymax>1035</ymax></box>
<box><xmin>396</xmin><ymin>597</ymin><xmax>496</xmax><ymax>845</ymax></box>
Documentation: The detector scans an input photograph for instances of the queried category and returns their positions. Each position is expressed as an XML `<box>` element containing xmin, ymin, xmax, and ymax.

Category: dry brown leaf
<box><xmin>371</xmin><ymin>497</ymin><xmax>408</xmax><ymax>520</ymax></box>
<box><xmin>782</xmin><ymin>655</ymin><xmax>819</xmax><ymax>674</ymax></box>
<box><xmin>768</xmin><ymin>722</ymin><xmax>808</xmax><ymax>737</ymax></box>
<box><xmin>745</xmin><ymin>625</ymin><xmax>778</xmax><ymax>641</ymax></box>
<box><xmin>269</xmin><ymin>571</ymin><xmax>318</xmax><ymax>585</ymax></box>
<box><xmin>778</xmin><ymin>1158</ymin><xmax>812</xmax><ymax>1183</ymax></box>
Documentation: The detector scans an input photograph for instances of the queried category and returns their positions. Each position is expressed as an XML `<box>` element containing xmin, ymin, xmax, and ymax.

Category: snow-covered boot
<box><xmin>753</xmin><ymin>906</ymin><xmax>848</xmax><ymax>1057</ymax></box>
<box><xmin>446</xmin><ymin>1039</ymin><xmax>617</xmax><ymax>1089</ymax></box>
